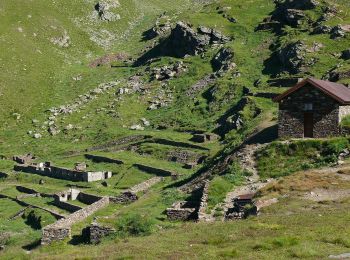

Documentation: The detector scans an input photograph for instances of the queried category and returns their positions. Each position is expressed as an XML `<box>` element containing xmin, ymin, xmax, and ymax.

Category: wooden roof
<box><xmin>273</xmin><ymin>78</ymin><xmax>350</xmax><ymax>105</ymax></box>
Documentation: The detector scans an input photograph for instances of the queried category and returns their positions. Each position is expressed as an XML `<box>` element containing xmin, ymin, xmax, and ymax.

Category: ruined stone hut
<box><xmin>273</xmin><ymin>78</ymin><xmax>350</xmax><ymax>138</ymax></box>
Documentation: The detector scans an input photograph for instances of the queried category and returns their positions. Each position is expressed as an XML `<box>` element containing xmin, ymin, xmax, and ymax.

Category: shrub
<box><xmin>115</xmin><ymin>213</ymin><xmax>154</xmax><ymax>238</ymax></box>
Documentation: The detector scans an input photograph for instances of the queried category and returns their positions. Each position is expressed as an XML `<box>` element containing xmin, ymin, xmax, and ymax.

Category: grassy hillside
<box><xmin>1</xmin><ymin>0</ymin><xmax>350</xmax><ymax>258</ymax></box>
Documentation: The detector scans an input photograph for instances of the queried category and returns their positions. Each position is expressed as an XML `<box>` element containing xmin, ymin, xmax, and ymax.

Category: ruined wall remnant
<box><xmin>86</xmin><ymin>222</ymin><xmax>116</xmax><ymax>244</ymax></box>
<box><xmin>197</xmin><ymin>181</ymin><xmax>210</xmax><ymax>222</ymax></box>
<box><xmin>14</xmin><ymin>163</ymin><xmax>112</xmax><ymax>183</ymax></box>
<box><xmin>166</xmin><ymin>201</ymin><xmax>198</xmax><ymax>221</ymax></box>
<box><xmin>109</xmin><ymin>191</ymin><xmax>138</xmax><ymax>204</ymax></box>
<box><xmin>41</xmin><ymin>197</ymin><xmax>110</xmax><ymax>245</ymax></box>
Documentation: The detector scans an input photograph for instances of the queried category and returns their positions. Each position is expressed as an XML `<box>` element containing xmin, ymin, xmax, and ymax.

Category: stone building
<box><xmin>273</xmin><ymin>78</ymin><xmax>350</xmax><ymax>138</ymax></box>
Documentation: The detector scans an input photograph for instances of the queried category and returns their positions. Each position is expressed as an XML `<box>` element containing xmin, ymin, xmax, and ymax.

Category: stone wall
<box><xmin>78</xmin><ymin>192</ymin><xmax>102</xmax><ymax>205</ymax></box>
<box><xmin>129</xmin><ymin>177</ymin><xmax>164</xmax><ymax>193</ymax></box>
<box><xmin>109</xmin><ymin>191</ymin><xmax>138</xmax><ymax>204</ymax></box>
<box><xmin>84</xmin><ymin>154</ymin><xmax>124</xmax><ymax>165</ymax></box>
<box><xmin>53</xmin><ymin>200</ymin><xmax>82</xmax><ymax>213</ymax></box>
<box><xmin>278</xmin><ymin>84</ymin><xmax>342</xmax><ymax>138</ymax></box>
<box><xmin>166</xmin><ymin>201</ymin><xmax>198</xmax><ymax>221</ymax></box>
<box><xmin>197</xmin><ymin>181</ymin><xmax>210</xmax><ymax>221</ymax></box>
<box><xmin>133</xmin><ymin>164</ymin><xmax>175</xmax><ymax>177</ymax></box>
<box><xmin>14</xmin><ymin>164</ymin><xmax>112</xmax><ymax>183</ymax></box>
<box><xmin>41</xmin><ymin>197</ymin><xmax>109</xmax><ymax>245</ymax></box>
<box><xmin>167</xmin><ymin>150</ymin><xmax>206</xmax><ymax>164</ymax></box>
<box><xmin>87</xmin><ymin>222</ymin><xmax>116</xmax><ymax>244</ymax></box>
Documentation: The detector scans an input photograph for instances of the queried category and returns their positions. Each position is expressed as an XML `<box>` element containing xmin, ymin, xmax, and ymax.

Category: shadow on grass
<box><xmin>22</xmin><ymin>239</ymin><xmax>41</xmax><ymax>251</ymax></box>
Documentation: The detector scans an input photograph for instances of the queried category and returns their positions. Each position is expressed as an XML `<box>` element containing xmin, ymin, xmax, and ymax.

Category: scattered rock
<box><xmin>141</xmin><ymin>118</ymin><xmax>150</xmax><ymax>127</ymax></box>
<box><xmin>39</xmin><ymin>179</ymin><xmax>45</xmax><ymax>185</ymax></box>
<box><xmin>330</xmin><ymin>25</ymin><xmax>346</xmax><ymax>39</ymax></box>
<box><xmin>33</xmin><ymin>133</ymin><xmax>42</xmax><ymax>139</ymax></box>
<box><xmin>51</xmin><ymin>31</ymin><xmax>70</xmax><ymax>48</ymax></box>
<box><xmin>151</xmin><ymin>61</ymin><xmax>188</xmax><ymax>81</ymax></box>
<box><xmin>130</xmin><ymin>124</ymin><xmax>144</xmax><ymax>131</ymax></box>
<box><xmin>312</xmin><ymin>24</ymin><xmax>331</xmax><ymax>34</ymax></box>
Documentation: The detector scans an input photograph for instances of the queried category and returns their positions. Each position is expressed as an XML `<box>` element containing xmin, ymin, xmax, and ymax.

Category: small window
<box><xmin>304</xmin><ymin>103</ymin><xmax>313</xmax><ymax>111</ymax></box>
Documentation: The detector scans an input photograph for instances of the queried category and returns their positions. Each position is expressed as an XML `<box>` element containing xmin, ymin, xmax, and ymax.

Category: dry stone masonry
<box><xmin>14</xmin><ymin>162</ymin><xmax>112</xmax><ymax>182</ymax></box>
<box><xmin>41</xmin><ymin>197</ymin><xmax>109</xmax><ymax>245</ymax></box>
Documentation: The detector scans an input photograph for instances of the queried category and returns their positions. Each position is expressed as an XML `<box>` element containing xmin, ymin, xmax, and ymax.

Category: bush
<box><xmin>115</xmin><ymin>213</ymin><xmax>154</xmax><ymax>238</ymax></box>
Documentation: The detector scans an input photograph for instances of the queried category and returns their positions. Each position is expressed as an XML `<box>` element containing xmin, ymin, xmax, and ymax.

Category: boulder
<box><xmin>341</xmin><ymin>49</ymin><xmax>350</xmax><ymax>60</ymax></box>
<box><xmin>331</xmin><ymin>25</ymin><xmax>346</xmax><ymax>39</ymax></box>
<box><xmin>277</xmin><ymin>41</ymin><xmax>309</xmax><ymax>73</ymax></box>
<box><xmin>312</xmin><ymin>24</ymin><xmax>331</xmax><ymax>34</ymax></box>
<box><xmin>211</xmin><ymin>47</ymin><xmax>235</xmax><ymax>72</ymax></box>
<box><xmin>162</xmin><ymin>22</ymin><xmax>230</xmax><ymax>57</ymax></box>
<box><xmin>284</xmin><ymin>9</ymin><xmax>306</xmax><ymax>27</ymax></box>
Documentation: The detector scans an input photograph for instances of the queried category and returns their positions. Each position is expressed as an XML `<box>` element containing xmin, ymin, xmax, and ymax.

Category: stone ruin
<box><xmin>191</xmin><ymin>133</ymin><xmax>219</xmax><ymax>143</ymax></box>
<box><xmin>41</xmin><ymin>196</ymin><xmax>110</xmax><ymax>245</ymax></box>
<box><xmin>225</xmin><ymin>193</ymin><xmax>258</xmax><ymax>220</ymax></box>
<box><xmin>166</xmin><ymin>201</ymin><xmax>198</xmax><ymax>221</ymax></box>
<box><xmin>83</xmin><ymin>221</ymin><xmax>116</xmax><ymax>244</ymax></box>
<box><xmin>14</xmin><ymin>161</ymin><xmax>112</xmax><ymax>183</ymax></box>
<box><xmin>166</xmin><ymin>182</ymin><xmax>209</xmax><ymax>221</ymax></box>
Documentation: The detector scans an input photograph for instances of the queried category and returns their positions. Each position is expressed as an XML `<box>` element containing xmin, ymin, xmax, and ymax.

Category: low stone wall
<box><xmin>167</xmin><ymin>150</ymin><xmax>206</xmax><ymax>164</ymax></box>
<box><xmin>129</xmin><ymin>177</ymin><xmax>164</xmax><ymax>193</ymax></box>
<box><xmin>133</xmin><ymin>164</ymin><xmax>175</xmax><ymax>177</ymax></box>
<box><xmin>42</xmin><ymin>197</ymin><xmax>109</xmax><ymax>245</ymax></box>
<box><xmin>152</xmin><ymin>138</ymin><xmax>210</xmax><ymax>151</ymax></box>
<box><xmin>84</xmin><ymin>154</ymin><xmax>124</xmax><ymax>165</ymax></box>
<box><xmin>14</xmin><ymin>164</ymin><xmax>112</xmax><ymax>183</ymax></box>
<box><xmin>0</xmin><ymin>193</ymin><xmax>65</xmax><ymax>219</ymax></box>
<box><xmin>166</xmin><ymin>201</ymin><xmax>198</xmax><ymax>221</ymax></box>
<box><xmin>109</xmin><ymin>191</ymin><xmax>138</xmax><ymax>204</ymax></box>
<box><xmin>78</xmin><ymin>192</ymin><xmax>103</xmax><ymax>205</ymax></box>
<box><xmin>53</xmin><ymin>201</ymin><xmax>83</xmax><ymax>213</ymax></box>
<box><xmin>197</xmin><ymin>181</ymin><xmax>210</xmax><ymax>221</ymax></box>
<box><xmin>87</xmin><ymin>222</ymin><xmax>116</xmax><ymax>244</ymax></box>
<box><xmin>16</xmin><ymin>186</ymin><xmax>38</xmax><ymax>194</ymax></box>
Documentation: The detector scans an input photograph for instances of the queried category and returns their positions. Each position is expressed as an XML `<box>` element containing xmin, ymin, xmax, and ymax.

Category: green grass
<box><xmin>257</xmin><ymin>138</ymin><xmax>350</xmax><ymax>179</ymax></box>
<box><xmin>0</xmin><ymin>0</ymin><xmax>350</xmax><ymax>258</ymax></box>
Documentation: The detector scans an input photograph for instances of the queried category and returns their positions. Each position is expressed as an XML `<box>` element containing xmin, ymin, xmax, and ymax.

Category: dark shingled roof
<box><xmin>273</xmin><ymin>78</ymin><xmax>350</xmax><ymax>105</ymax></box>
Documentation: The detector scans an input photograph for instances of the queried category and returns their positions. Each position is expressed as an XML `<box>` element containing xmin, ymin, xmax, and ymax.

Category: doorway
<box><xmin>304</xmin><ymin>112</ymin><xmax>314</xmax><ymax>138</ymax></box>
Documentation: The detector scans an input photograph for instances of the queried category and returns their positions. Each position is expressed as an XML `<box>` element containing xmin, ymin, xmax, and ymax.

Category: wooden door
<box><xmin>304</xmin><ymin>112</ymin><xmax>314</xmax><ymax>138</ymax></box>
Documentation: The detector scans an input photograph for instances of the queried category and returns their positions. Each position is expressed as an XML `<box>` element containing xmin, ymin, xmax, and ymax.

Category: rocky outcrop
<box><xmin>330</xmin><ymin>25</ymin><xmax>347</xmax><ymax>39</ymax></box>
<box><xmin>277</xmin><ymin>41</ymin><xmax>316</xmax><ymax>73</ymax></box>
<box><xmin>150</xmin><ymin>61</ymin><xmax>188</xmax><ymax>81</ymax></box>
<box><xmin>94</xmin><ymin>0</ymin><xmax>121</xmax><ymax>21</ymax></box>
<box><xmin>186</xmin><ymin>74</ymin><xmax>216</xmax><ymax>98</ymax></box>
<box><xmin>162</xmin><ymin>22</ymin><xmax>231</xmax><ymax>58</ymax></box>
<box><xmin>211</xmin><ymin>47</ymin><xmax>235</xmax><ymax>73</ymax></box>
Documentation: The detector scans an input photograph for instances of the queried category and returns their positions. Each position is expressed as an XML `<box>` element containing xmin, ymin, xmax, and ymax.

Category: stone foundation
<box><xmin>87</xmin><ymin>222</ymin><xmax>116</xmax><ymax>244</ymax></box>
<box><xmin>41</xmin><ymin>197</ymin><xmax>109</xmax><ymax>245</ymax></box>
<box><xmin>110</xmin><ymin>191</ymin><xmax>138</xmax><ymax>204</ymax></box>
<box><xmin>14</xmin><ymin>163</ymin><xmax>112</xmax><ymax>182</ymax></box>
<box><xmin>166</xmin><ymin>201</ymin><xmax>198</xmax><ymax>221</ymax></box>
